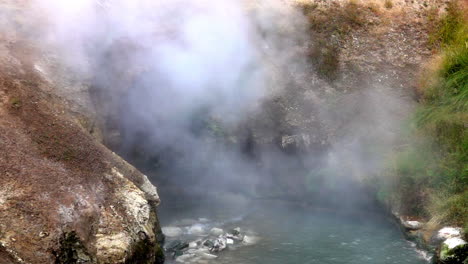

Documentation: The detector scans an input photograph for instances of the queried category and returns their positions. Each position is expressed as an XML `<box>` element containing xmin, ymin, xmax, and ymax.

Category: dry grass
<box><xmin>384</xmin><ymin>0</ymin><xmax>393</xmax><ymax>9</ymax></box>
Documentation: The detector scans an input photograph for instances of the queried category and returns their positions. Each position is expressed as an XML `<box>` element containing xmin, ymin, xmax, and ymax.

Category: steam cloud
<box><xmin>34</xmin><ymin>0</ymin><xmax>411</xmax><ymax>206</ymax></box>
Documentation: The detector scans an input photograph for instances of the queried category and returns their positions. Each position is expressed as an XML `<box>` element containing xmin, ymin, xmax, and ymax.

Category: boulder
<box><xmin>211</xmin><ymin>237</ymin><xmax>227</xmax><ymax>252</ymax></box>
<box><xmin>0</xmin><ymin>4</ymin><xmax>164</xmax><ymax>263</ymax></box>
<box><xmin>437</xmin><ymin>227</ymin><xmax>462</xmax><ymax>241</ymax></box>
<box><xmin>439</xmin><ymin>238</ymin><xmax>467</xmax><ymax>264</ymax></box>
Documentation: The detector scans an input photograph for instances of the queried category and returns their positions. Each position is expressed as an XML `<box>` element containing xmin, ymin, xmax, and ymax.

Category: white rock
<box><xmin>95</xmin><ymin>232</ymin><xmax>131</xmax><ymax>263</ymax></box>
<box><xmin>211</xmin><ymin>237</ymin><xmax>227</xmax><ymax>252</ymax></box>
<box><xmin>162</xmin><ymin>226</ymin><xmax>183</xmax><ymax>237</ymax></box>
<box><xmin>437</xmin><ymin>227</ymin><xmax>462</xmax><ymax>240</ymax></box>
<box><xmin>444</xmin><ymin>237</ymin><xmax>466</xmax><ymax>249</ymax></box>
<box><xmin>210</xmin><ymin>228</ymin><xmax>224</xmax><ymax>236</ymax></box>
<box><xmin>403</xmin><ymin>220</ymin><xmax>423</xmax><ymax>230</ymax></box>
<box><xmin>139</xmin><ymin>174</ymin><xmax>160</xmax><ymax>203</ymax></box>
<box><xmin>226</xmin><ymin>238</ymin><xmax>234</xmax><ymax>244</ymax></box>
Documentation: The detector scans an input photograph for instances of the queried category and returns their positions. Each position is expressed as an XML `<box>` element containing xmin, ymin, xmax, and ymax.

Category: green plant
<box><xmin>378</xmin><ymin>3</ymin><xmax>467</xmax><ymax>224</ymax></box>
<box><xmin>428</xmin><ymin>0</ymin><xmax>467</xmax><ymax>48</ymax></box>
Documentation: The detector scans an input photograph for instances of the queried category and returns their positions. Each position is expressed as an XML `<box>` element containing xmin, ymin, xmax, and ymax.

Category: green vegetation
<box><xmin>428</xmin><ymin>1</ymin><xmax>467</xmax><ymax>49</ymax></box>
<box><xmin>377</xmin><ymin>0</ymin><xmax>467</xmax><ymax>231</ymax></box>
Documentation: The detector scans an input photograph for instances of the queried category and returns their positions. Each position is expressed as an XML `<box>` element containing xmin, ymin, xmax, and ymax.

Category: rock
<box><xmin>165</xmin><ymin>240</ymin><xmax>189</xmax><ymax>253</ymax></box>
<box><xmin>226</xmin><ymin>232</ymin><xmax>244</xmax><ymax>242</ymax></box>
<box><xmin>38</xmin><ymin>232</ymin><xmax>49</xmax><ymax>238</ymax></box>
<box><xmin>437</xmin><ymin>227</ymin><xmax>462</xmax><ymax>240</ymax></box>
<box><xmin>139</xmin><ymin>174</ymin><xmax>160</xmax><ymax>203</ymax></box>
<box><xmin>203</xmin><ymin>239</ymin><xmax>215</xmax><ymax>249</ymax></box>
<box><xmin>232</xmin><ymin>227</ymin><xmax>241</xmax><ymax>235</ymax></box>
<box><xmin>402</xmin><ymin>220</ymin><xmax>424</xmax><ymax>230</ymax></box>
<box><xmin>211</xmin><ymin>237</ymin><xmax>227</xmax><ymax>252</ymax></box>
<box><xmin>440</xmin><ymin>238</ymin><xmax>468</xmax><ymax>264</ymax></box>
<box><xmin>444</xmin><ymin>237</ymin><xmax>466</xmax><ymax>250</ymax></box>
<box><xmin>210</xmin><ymin>227</ymin><xmax>224</xmax><ymax>236</ymax></box>
<box><xmin>162</xmin><ymin>227</ymin><xmax>183</xmax><ymax>237</ymax></box>
<box><xmin>226</xmin><ymin>238</ymin><xmax>234</xmax><ymax>245</ymax></box>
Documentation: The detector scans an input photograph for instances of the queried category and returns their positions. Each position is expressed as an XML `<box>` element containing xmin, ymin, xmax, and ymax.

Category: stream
<box><xmin>158</xmin><ymin>190</ymin><xmax>431</xmax><ymax>264</ymax></box>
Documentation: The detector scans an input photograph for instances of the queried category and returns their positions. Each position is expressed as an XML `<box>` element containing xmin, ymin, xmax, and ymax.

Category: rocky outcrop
<box><xmin>436</xmin><ymin>228</ymin><xmax>467</xmax><ymax>264</ymax></box>
<box><xmin>161</xmin><ymin>218</ymin><xmax>260</xmax><ymax>263</ymax></box>
<box><xmin>0</xmin><ymin>2</ymin><xmax>164</xmax><ymax>263</ymax></box>
<box><xmin>393</xmin><ymin>212</ymin><xmax>467</xmax><ymax>264</ymax></box>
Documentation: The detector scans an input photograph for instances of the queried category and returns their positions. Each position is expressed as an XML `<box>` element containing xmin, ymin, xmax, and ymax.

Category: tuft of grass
<box><xmin>343</xmin><ymin>1</ymin><xmax>366</xmax><ymax>27</ymax></box>
<box><xmin>384</xmin><ymin>0</ymin><xmax>393</xmax><ymax>9</ymax></box>
<box><xmin>10</xmin><ymin>98</ymin><xmax>22</xmax><ymax>109</ymax></box>
<box><xmin>429</xmin><ymin>191</ymin><xmax>468</xmax><ymax>229</ymax></box>
<box><xmin>428</xmin><ymin>0</ymin><xmax>467</xmax><ymax>49</ymax></box>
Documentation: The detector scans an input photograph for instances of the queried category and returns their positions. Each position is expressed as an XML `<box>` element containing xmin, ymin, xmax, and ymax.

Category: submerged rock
<box><xmin>164</xmin><ymin>218</ymin><xmax>258</xmax><ymax>262</ymax></box>
<box><xmin>165</xmin><ymin>240</ymin><xmax>189</xmax><ymax>253</ymax></box>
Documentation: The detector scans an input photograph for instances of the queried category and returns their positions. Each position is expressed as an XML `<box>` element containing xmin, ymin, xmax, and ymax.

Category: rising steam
<box><xmin>33</xmin><ymin>0</ymin><xmax>411</xmax><ymax>205</ymax></box>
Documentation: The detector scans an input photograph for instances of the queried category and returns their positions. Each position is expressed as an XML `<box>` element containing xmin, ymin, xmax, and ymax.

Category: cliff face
<box><xmin>0</xmin><ymin>2</ymin><xmax>164</xmax><ymax>263</ymax></box>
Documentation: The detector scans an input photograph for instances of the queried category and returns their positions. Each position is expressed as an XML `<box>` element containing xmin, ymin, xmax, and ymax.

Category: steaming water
<box><xmin>159</xmin><ymin>191</ymin><xmax>430</xmax><ymax>264</ymax></box>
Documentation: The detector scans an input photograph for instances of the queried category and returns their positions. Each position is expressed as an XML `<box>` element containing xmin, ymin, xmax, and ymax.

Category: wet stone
<box><xmin>165</xmin><ymin>240</ymin><xmax>189</xmax><ymax>253</ymax></box>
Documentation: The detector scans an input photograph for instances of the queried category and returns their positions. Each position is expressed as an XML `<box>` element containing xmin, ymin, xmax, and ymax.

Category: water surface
<box><xmin>158</xmin><ymin>191</ymin><xmax>429</xmax><ymax>264</ymax></box>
